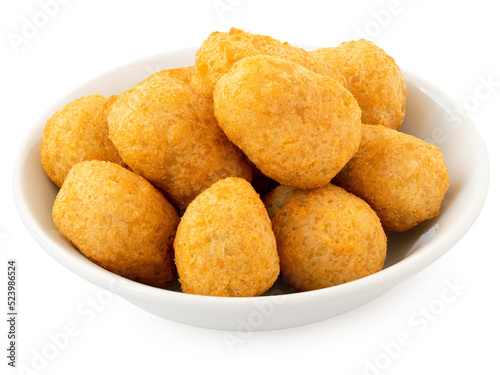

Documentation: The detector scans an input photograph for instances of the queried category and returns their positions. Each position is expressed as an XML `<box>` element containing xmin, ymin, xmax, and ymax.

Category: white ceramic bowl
<box><xmin>14</xmin><ymin>47</ymin><xmax>489</xmax><ymax>331</ymax></box>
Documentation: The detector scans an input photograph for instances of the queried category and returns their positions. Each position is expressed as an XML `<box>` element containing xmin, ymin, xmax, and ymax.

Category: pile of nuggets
<box><xmin>42</xmin><ymin>28</ymin><xmax>449</xmax><ymax>297</ymax></box>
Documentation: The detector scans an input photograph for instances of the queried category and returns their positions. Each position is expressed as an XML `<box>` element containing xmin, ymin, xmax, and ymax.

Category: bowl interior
<box><xmin>13</xmin><ymin>47</ymin><xmax>489</xmax><ymax>329</ymax></box>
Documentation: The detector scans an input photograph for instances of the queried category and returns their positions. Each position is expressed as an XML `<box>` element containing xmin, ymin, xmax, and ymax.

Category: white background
<box><xmin>1</xmin><ymin>0</ymin><xmax>499</xmax><ymax>374</ymax></box>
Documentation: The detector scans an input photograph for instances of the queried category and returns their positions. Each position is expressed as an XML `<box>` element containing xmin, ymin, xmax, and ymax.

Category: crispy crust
<box><xmin>107</xmin><ymin>73</ymin><xmax>252</xmax><ymax>209</ymax></box>
<box><xmin>263</xmin><ymin>185</ymin><xmax>297</xmax><ymax>220</ymax></box>
<box><xmin>311</xmin><ymin>40</ymin><xmax>407</xmax><ymax>129</ymax></box>
<box><xmin>270</xmin><ymin>184</ymin><xmax>387</xmax><ymax>292</ymax></box>
<box><xmin>52</xmin><ymin>161</ymin><xmax>180</xmax><ymax>287</ymax></box>
<box><xmin>146</xmin><ymin>66</ymin><xmax>194</xmax><ymax>85</ymax></box>
<box><xmin>335</xmin><ymin>125</ymin><xmax>450</xmax><ymax>231</ymax></box>
<box><xmin>174</xmin><ymin>177</ymin><xmax>279</xmax><ymax>297</ymax></box>
<box><xmin>191</xmin><ymin>27</ymin><xmax>346</xmax><ymax>97</ymax></box>
<box><xmin>40</xmin><ymin>94</ymin><xmax>125</xmax><ymax>187</ymax></box>
<box><xmin>213</xmin><ymin>55</ymin><xmax>361</xmax><ymax>189</ymax></box>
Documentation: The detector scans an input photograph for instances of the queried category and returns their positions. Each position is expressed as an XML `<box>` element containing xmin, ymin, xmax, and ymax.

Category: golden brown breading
<box><xmin>335</xmin><ymin>125</ymin><xmax>449</xmax><ymax>232</ymax></box>
<box><xmin>174</xmin><ymin>177</ymin><xmax>279</xmax><ymax>297</ymax></box>
<box><xmin>269</xmin><ymin>184</ymin><xmax>386</xmax><ymax>292</ymax></box>
<box><xmin>52</xmin><ymin>161</ymin><xmax>179</xmax><ymax>287</ymax></box>
<box><xmin>107</xmin><ymin>73</ymin><xmax>252</xmax><ymax>209</ymax></box>
<box><xmin>191</xmin><ymin>27</ymin><xmax>346</xmax><ymax>97</ymax></box>
<box><xmin>311</xmin><ymin>40</ymin><xmax>407</xmax><ymax>129</ymax></box>
<box><xmin>40</xmin><ymin>94</ymin><xmax>125</xmax><ymax>187</ymax></box>
<box><xmin>213</xmin><ymin>55</ymin><xmax>362</xmax><ymax>190</ymax></box>
<box><xmin>262</xmin><ymin>185</ymin><xmax>296</xmax><ymax>220</ymax></box>
<box><xmin>144</xmin><ymin>66</ymin><xmax>193</xmax><ymax>85</ymax></box>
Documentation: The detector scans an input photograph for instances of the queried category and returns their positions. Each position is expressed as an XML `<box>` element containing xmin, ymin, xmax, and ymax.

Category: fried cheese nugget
<box><xmin>52</xmin><ymin>161</ymin><xmax>179</xmax><ymax>287</ymax></box>
<box><xmin>40</xmin><ymin>94</ymin><xmax>125</xmax><ymax>187</ymax></box>
<box><xmin>191</xmin><ymin>27</ymin><xmax>345</xmax><ymax>97</ymax></box>
<box><xmin>311</xmin><ymin>40</ymin><xmax>407</xmax><ymax>129</ymax></box>
<box><xmin>213</xmin><ymin>55</ymin><xmax>362</xmax><ymax>190</ymax></box>
<box><xmin>267</xmin><ymin>184</ymin><xmax>386</xmax><ymax>292</ymax></box>
<box><xmin>335</xmin><ymin>125</ymin><xmax>449</xmax><ymax>232</ymax></box>
<box><xmin>107</xmin><ymin>74</ymin><xmax>252</xmax><ymax>209</ymax></box>
<box><xmin>174</xmin><ymin>177</ymin><xmax>280</xmax><ymax>297</ymax></box>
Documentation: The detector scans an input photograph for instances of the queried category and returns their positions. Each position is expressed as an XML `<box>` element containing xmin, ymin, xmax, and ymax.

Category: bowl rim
<box><xmin>12</xmin><ymin>47</ymin><xmax>490</xmax><ymax>312</ymax></box>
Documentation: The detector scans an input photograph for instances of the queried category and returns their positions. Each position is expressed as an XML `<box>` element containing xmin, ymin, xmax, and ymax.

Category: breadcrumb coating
<box><xmin>268</xmin><ymin>184</ymin><xmax>387</xmax><ymax>292</ymax></box>
<box><xmin>107</xmin><ymin>73</ymin><xmax>252</xmax><ymax>209</ymax></box>
<box><xmin>52</xmin><ymin>161</ymin><xmax>179</xmax><ymax>287</ymax></box>
<box><xmin>311</xmin><ymin>40</ymin><xmax>407</xmax><ymax>129</ymax></box>
<box><xmin>335</xmin><ymin>125</ymin><xmax>449</xmax><ymax>231</ymax></box>
<box><xmin>174</xmin><ymin>177</ymin><xmax>279</xmax><ymax>297</ymax></box>
<box><xmin>144</xmin><ymin>66</ymin><xmax>193</xmax><ymax>85</ymax></box>
<box><xmin>191</xmin><ymin>27</ymin><xmax>346</xmax><ymax>97</ymax></box>
<box><xmin>40</xmin><ymin>94</ymin><xmax>124</xmax><ymax>187</ymax></box>
<box><xmin>214</xmin><ymin>55</ymin><xmax>361</xmax><ymax>189</ymax></box>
